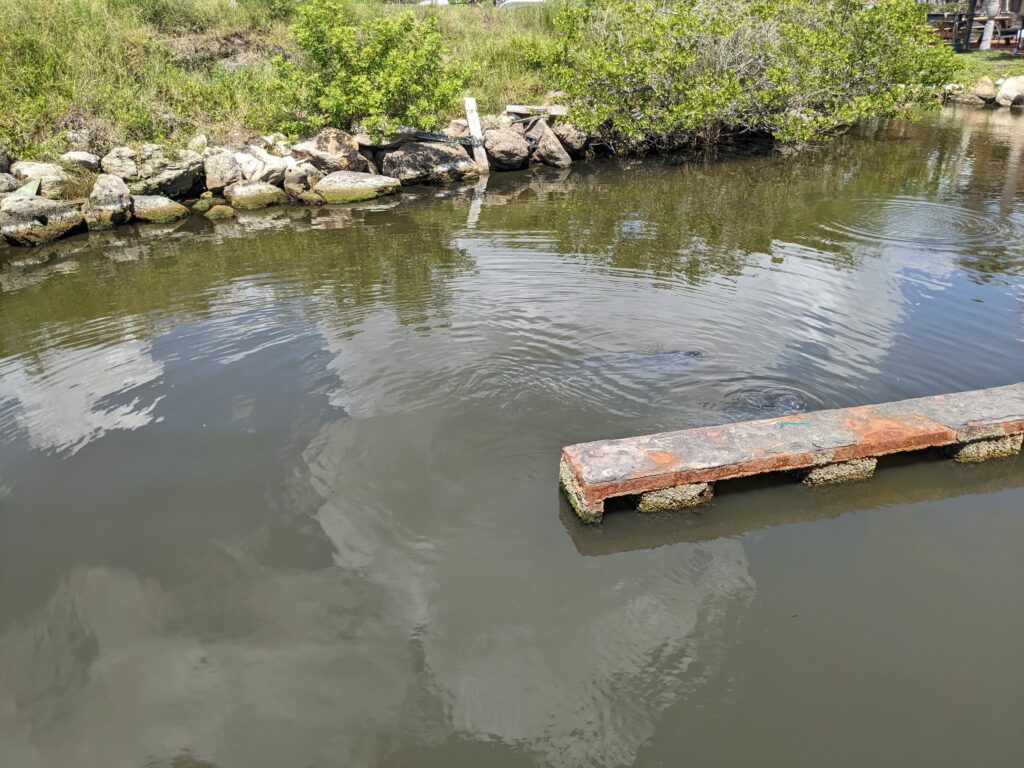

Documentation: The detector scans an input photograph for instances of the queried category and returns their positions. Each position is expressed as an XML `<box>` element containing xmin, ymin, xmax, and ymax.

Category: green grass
<box><xmin>952</xmin><ymin>49</ymin><xmax>1024</xmax><ymax>85</ymax></box>
<box><xmin>0</xmin><ymin>0</ymin><xmax>558</xmax><ymax>159</ymax></box>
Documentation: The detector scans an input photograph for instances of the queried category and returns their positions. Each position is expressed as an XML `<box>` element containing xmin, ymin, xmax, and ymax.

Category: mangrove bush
<box><xmin>549</xmin><ymin>0</ymin><xmax>959</xmax><ymax>146</ymax></box>
<box><xmin>281</xmin><ymin>0</ymin><xmax>466</xmax><ymax>137</ymax></box>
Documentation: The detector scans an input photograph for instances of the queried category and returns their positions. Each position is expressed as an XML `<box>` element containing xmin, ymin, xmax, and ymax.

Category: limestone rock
<box><xmin>130</xmin><ymin>145</ymin><xmax>204</xmax><ymax>197</ymax></box>
<box><xmin>204</xmin><ymin>152</ymin><xmax>244</xmax><ymax>192</ymax></box>
<box><xmin>191</xmin><ymin>196</ymin><xmax>227</xmax><ymax>213</ymax></box>
<box><xmin>60</xmin><ymin>151</ymin><xmax>101</xmax><ymax>171</ymax></box>
<box><xmin>483</xmin><ymin>128</ymin><xmax>529</xmax><ymax>170</ymax></box>
<box><xmin>526</xmin><ymin>120</ymin><xmax>572</xmax><ymax>168</ymax></box>
<box><xmin>995</xmin><ymin>75</ymin><xmax>1024</xmax><ymax>107</ymax></box>
<box><xmin>82</xmin><ymin>174</ymin><xmax>132</xmax><ymax>230</ymax></box>
<box><xmin>258</xmin><ymin>133</ymin><xmax>291</xmax><ymax>156</ymax></box>
<box><xmin>0</xmin><ymin>195</ymin><xmax>85</xmax><ymax>246</ymax></box>
<box><xmin>223</xmin><ymin>180</ymin><xmax>289</xmax><ymax>210</ymax></box>
<box><xmin>131</xmin><ymin>195</ymin><xmax>190</xmax><ymax>223</ymax></box>
<box><xmin>971</xmin><ymin>76</ymin><xmax>997</xmax><ymax>104</ymax></box>
<box><xmin>283</xmin><ymin>162</ymin><xmax>324</xmax><ymax>197</ymax></box>
<box><xmin>444</xmin><ymin>119</ymin><xmax>470</xmax><ymax>140</ymax></box>
<box><xmin>187</xmin><ymin>133</ymin><xmax>209</xmax><ymax>153</ymax></box>
<box><xmin>381</xmin><ymin>142</ymin><xmax>478</xmax><ymax>185</ymax></box>
<box><xmin>291</xmin><ymin>128</ymin><xmax>369</xmax><ymax>173</ymax></box>
<box><xmin>0</xmin><ymin>173</ymin><xmax>18</xmax><ymax>193</ymax></box>
<box><xmin>235</xmin><ymin>145</ymin><xmax>286</xmax><ymax>185</ymax></box>
<box><xmin>552</xmin><ymin>121</ymin><xmax>588</xmax><ymax>158</ymax></box>
<box><xmin>101</xmin><ymin>147</ymin><xmax>139</xmax><ymax>180</ymax></box>
<box><xmin>10</xmin><ymin>161</ymin><xmax>72</xmax><ymax>199</ymax></box>
<box><xmin>312</xmin><ymin>171</ymin><xmax>401</xmax><ymax>204</ymax></box>
<box><xmin>204</xmin><ymin>204</ymin><xmax>236</xmax><ymax>220</ymax></box>
<box><xmin>65</xmin><ymin>128</ymin><xmax>93</xmax><ymax>152</ymax></box>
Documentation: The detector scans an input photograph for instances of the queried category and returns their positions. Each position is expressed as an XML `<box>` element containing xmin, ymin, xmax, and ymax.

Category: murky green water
<box><xmin>2</xmin><ymin>107</ymin><xmax>1023</xmax><ymax>768</ymax></box>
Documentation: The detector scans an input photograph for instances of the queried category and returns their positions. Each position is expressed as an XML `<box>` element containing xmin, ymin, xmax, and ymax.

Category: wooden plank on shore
<box><xmin>464</xmin><ymin>97</ymin><xmax>489</xmax><ymax>174</ymax></box>
<box><xmin>506</xmin><ymin>104</ymin><xmax>569</xmax><ymax>117</ymax></box>
<box><xmin>560</xmin><ymin>383</ymin><xmax>1024</xmax><ymax>523</ymax></box>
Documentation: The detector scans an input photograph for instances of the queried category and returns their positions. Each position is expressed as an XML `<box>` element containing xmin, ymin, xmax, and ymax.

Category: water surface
<box><xmin>1</xmin><ymin>107</ymin><xmax>1023</xmax><ymax>768</ymax></box>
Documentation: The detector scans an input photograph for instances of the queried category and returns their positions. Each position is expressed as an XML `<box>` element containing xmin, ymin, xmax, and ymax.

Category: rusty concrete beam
<box><xmin>560</xmin><ymin>383</ymin><xmax>1024</xmax><ymax>523</ymax></box>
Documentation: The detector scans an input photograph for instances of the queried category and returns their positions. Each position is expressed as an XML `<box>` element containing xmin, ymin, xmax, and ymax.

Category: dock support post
<box><xmin>637</xmin><ymin>483</ymin><xmax>713</xmax><ymax>513</ymax></box>
<box><xmin>559</xmin><ymin>457</ymin><xmax>603</xmax><ymax>524</ymax></box>
<box><xmin>949</xmin><ymin>434</ymin><xmax>1023</xmax><ymax>463</ymax></box>
<box><xmin>800</xmin><ymin>458</ymin><xmax>878</xmax><ymax>487</ymax></box>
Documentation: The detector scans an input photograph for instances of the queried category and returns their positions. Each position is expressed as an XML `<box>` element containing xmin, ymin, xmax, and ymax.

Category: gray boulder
<box><xmin>971</xmin><ymin>76</ymin><xmax>997</xmax><ymax>104</ymax></box>
<box><xmin>444</xmin><ymin>119</ymin><xmax>470</xmax><ymax>140</ymax></box>
<box><xmin>60</xmin><ymin>151</ymin><xmax>101</xmax><ymax>171</ymax></box>
<box><xmin>312</xmin><ymin>171</ymin><xmax>401</xmax><ymax>203</ymax></box>
<box><xmin>0</xmin><ymin>173</ymin><xmax>18</xmax><ymax>193</ymax></box>
<box><xmin>291</xmin><ymin>128</ymin><xmax>369</xmax><ymax>173</ymax></box>
<box><xmin>130</xmin><ymin>144</ymin><xmax>203</xmax><ymax>196</ymax></box>
<box><xmin>283</xmin><ymin>161</ymin><xmax>324</xmax><ymax>197</ymax></box>
<box><xmin>101</xmin><ymin>147</ymin><xmax>139</xmax><ymax>180</ymax></box>
<box><xmin>204</xmin><ymin>152</ymin><xmax>244</xmax><ymax>192</ymax></box>
<box><xmin>82</xmin><ymin>174</ymin><xmax>132</xmax><ymax>230</ymax></box>
<box><xmin>10</xmin><ymin>161</ymin><xmax>72</xmax><ymax>199</ymax></box>
<box><xmin>527</xmin><ymin>120</ymin><xmax>572</xmax><ymax>168</ymax></box>
<box><xmin>258</xmin><ymin>133</ymin><xmax>291</xmax><ymax>156</ymax></box>
<box><xmin>65</xmin><ymin>128</ymin><xmax>93</xmax><ymax>152</ymax></box>
<box><xmin>187</xmin><ymin>134</ymin><xmax>209</xmax><ymax>153</ymax></box>
<box><xmin>204</xmin><ymin>204</ymin><xmax>236</xmax><ymax>221</ymax></box>
<box><xmin>132</xmin><ymin>195</ymin><xmax>190</xmax><ymax>223</ymax></box>
<box><xmin>0</xmin><ymin>195</ymin><xmax>85</xmax><ymax>246</ymax></box>
<box><xmin>996</xmin><ymin>75</ymin><xmax>1024</xmax><ymax>107</ymax></box>
<box><xmin>223</xmin><ymin>181</ymin><xmax>289</xmax><ymax>210</ymax></box>
<box><xmin>552</xmin><ymin>121</ymin><xmax>589</xmax><ymax>158</ymax></box>
<box><xmin>234</xmin><ymin>146</ymin><xmax>286</xmax><ymax>185</ymax></box>
<box><xmin>483</xmin><ymin>128</ymin><xmax>529</xmax><ymax>170</ymax></box>
<box><xmin>381</xmin><ymin>142</ymin><xmax>478</xmax><ymax>185</ymax></box>
<box><xmin>191</xmin><ymin>194</ymin><xmax>228</xmax><ymax>213</ymax></box>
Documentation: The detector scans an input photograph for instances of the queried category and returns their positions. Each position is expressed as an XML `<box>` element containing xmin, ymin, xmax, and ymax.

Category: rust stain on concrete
<box><xmin>560</xmin><ymin>383</ymin><xmax>1024</xmax><ymax>523</ymax></box>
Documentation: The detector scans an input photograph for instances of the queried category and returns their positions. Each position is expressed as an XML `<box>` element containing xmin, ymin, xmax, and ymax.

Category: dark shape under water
<box><xmin>588</xmin><ymin>350</ymin><xmax>705</xmax><ymax>369</ymax></box>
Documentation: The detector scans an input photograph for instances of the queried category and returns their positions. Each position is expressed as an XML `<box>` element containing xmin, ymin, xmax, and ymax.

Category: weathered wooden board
<box><xmin>464</xmin><ymin>97</ymin><xmax>489</xmax><ymax>173</ymax></box>
<box><xmin>506</xmin><ymin>104</ymin><xmax>569</xmax><ymax>117</ymax></box>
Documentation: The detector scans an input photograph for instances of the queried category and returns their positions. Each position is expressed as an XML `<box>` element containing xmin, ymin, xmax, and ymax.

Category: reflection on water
<box><xmin>1</xmin><ymin>107</ymin><xmax>1024</xmax><ymax>767</ymax></box>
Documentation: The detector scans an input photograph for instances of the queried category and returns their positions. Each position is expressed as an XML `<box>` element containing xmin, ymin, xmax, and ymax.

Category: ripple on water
<box><xmin>717</xmin><ymin>378</ymin><xmax>827</xmax><ymax>421</ymax></box>
<box><xmin>815</xmin><ymin>196</ymin><xmax>1024</xmax><ymax>252</ymax></box>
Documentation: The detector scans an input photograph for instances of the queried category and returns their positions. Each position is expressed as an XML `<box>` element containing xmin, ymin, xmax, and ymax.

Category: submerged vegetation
<box><xmin>0</xmin><ymin>0</ymin><xmax>960</xmax><ymax>157</ymax></box>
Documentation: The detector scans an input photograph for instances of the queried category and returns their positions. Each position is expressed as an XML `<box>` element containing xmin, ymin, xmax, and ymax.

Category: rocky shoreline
<box><xmin>0</xmin><ymin>110</ymin><xmax>591</xmax><ymax>250</ymax></box>
<box><xmin>945</xmin><ymin>74</ymin><xmax>1024</xmax><ymax>107</ymax></box>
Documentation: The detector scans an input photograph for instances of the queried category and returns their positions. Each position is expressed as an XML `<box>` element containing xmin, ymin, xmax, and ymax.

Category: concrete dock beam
<box><xmin>560</xmin><ymin>383</ymin><xmax>1024</xmax><ymax>524</ymax></box>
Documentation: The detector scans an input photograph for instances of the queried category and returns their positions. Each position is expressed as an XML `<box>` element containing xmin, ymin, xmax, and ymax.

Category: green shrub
<box><xmin>283</xmin><ymin>0</ymin><xmax>466</xmax><ymax>138</ymax></box>
<box><xmin>549</xmin><ymin>0</ymin><xmax>959</xmax><ymax>146</ymax></box>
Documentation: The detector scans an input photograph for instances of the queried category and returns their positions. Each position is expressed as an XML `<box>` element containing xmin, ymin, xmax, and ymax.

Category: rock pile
<box><xmin>1</xmin><ymin>112</ymin><xmax>592</xmax><ymax>247</ymax></box>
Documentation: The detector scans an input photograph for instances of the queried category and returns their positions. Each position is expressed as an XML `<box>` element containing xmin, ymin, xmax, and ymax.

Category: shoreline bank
<box><xmin>0</xmin><ymin>106</ymin><xmax>604</xmax><ymax>251</ymax></box>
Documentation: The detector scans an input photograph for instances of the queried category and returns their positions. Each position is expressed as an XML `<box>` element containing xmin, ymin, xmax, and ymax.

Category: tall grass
<box><xmin>0</xmin><ymin>0</ymin><xmax>556</xmax><ymax>159</ymax></box>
